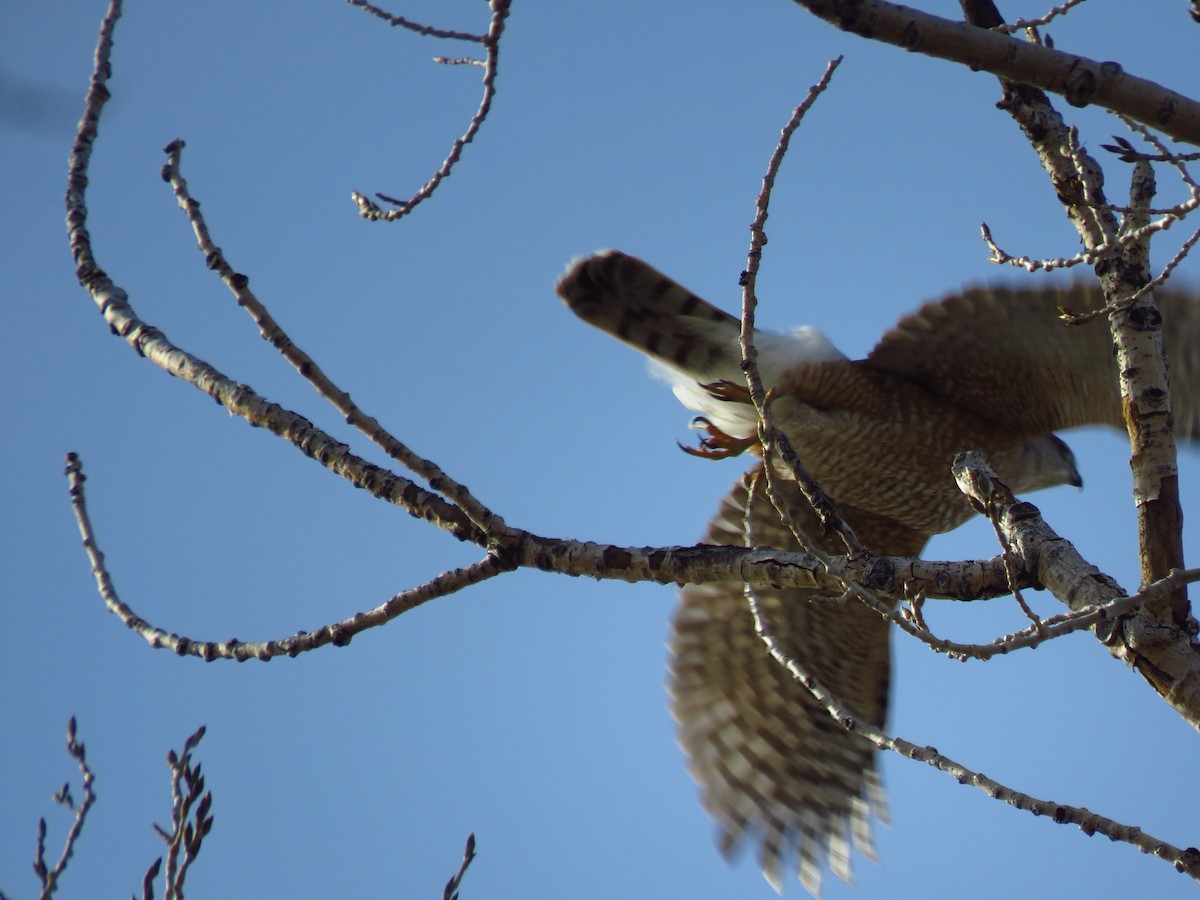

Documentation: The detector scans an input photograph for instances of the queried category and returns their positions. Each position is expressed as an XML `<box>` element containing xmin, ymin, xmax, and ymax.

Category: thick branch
<box><xmin>68</xmin><ymin>452</ymin><xmax>1079</xmax><ymax>664</ymax></box>
<box><xmin>788</xmin><ymin>0</ymin><xmax>1200</xmax><ymax>146</ymax></box>
<box><xmin>954</xmin><ymin>452</ymin><xmax>1200</xmax><ymax>728</ymax></box>
<box><xmin>960</xmin><ymin>0</ymin><xmax>1198</xmax><ymax>711</ymax></box>
<box><xmin>1103</xmin><ymin>161</ymin><xmax>1194</xmax><ymax>680</ymax></box>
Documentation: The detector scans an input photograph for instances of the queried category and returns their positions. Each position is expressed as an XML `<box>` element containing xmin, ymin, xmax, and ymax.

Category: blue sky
<box><xmin>3</xmin><ymin>1</ymin><xmax>1200</xmax><ymax>897</ymax></box>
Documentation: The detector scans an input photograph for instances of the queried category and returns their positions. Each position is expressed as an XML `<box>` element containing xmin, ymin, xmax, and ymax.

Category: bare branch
<box><xmin>1103</xmin><ymin>135</ymin><xmax>1200</xmax><ymax>164</ymax></box>
<box><xmin>982</xmin><ymin>492</ymin><xmax>1047</xmax><ymax>637</ymax></box>
<box><xmin>442</xmin><ymin>833</ymin><xmax>476</xmax><ymax>900</ymax></box>
<box><xmin>25</xmin><ymin>718</ymin><xmax>97</xmax><ymax>900</ymax></box>
<box><xmin>1119</xmin><ymin>116</ymin><xmax>1200</xmax><ymax>193</ymax></box>
<box><xmin>990</xmin><ymin>0</ymin><xmax>1086</xmax><ymax>33</ymax></box>
<box><xmin>434</xmin><ymin>56</ymin><xmax>485</xmax><ymax>68</ymax></box>
<box><xmin>346</xmin><ymin>0</ymin><xmax>488</xmax><ymax>42</ymax></box>
<box><xmin>150</xmin><ymin>726</ymin><xmax>213</xmax><ymax>900</ymax></box>
<box><xmin>352</xmin><ymin>0</ymin><xmax>511</xmax><ymax>221</ymax></box>
<box><xmin>953</xmin><ymin>452</ymin><xmax>1200</xmax><ymax>727</ymax></box>
<box><xmin>954</xmin><ymin>0</ymin><xmax>1198</xmax><ymax>720</ymax></box>
<box><xmin>159</xmin><ymin>141</ymin><xmax>505</xmax><ymax>538</ymax></box>
<box><xmin>63</xmin><ymin>11</ymin><xmax>485</xmax><ymax>546</ymax></box>
<box><xmin>69</xmin><ymin>448</ymin><xmax>1108</xmax><ymax>665</ymax></box>
<box><xmin>738</xmin><ymin>448</ymin><xmax>1200</xmax><ymax>883</ymax></box>
<box><xmin>737</xmin><ymin>57</ymin><xmax>862</xmax><ymax>557</ymax></box>
<box><xmin>787</xmin><ymin>0</ymin><xmax>1200</xmax><ymax>145</ymax></box>
<box><xmin>64</xmin><ymin>452</ymin><xmax>512</xmax><ymax>661</ymax></box>
<box><xmin>746</xmin><ymin>578</ymin><xmax>1200</xmax><ymax>884</ymax></box>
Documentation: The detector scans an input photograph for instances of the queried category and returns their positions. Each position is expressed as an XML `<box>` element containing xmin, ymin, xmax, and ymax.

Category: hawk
<box><xmin>555</xmin><ymin>250</ymin><xmax>1200</xmax><ymax>894</ymax></box>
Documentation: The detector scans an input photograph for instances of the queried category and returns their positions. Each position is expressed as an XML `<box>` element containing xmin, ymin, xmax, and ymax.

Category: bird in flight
<box><xmin>556</xmin><ymin>249</ymin><xmax>1198</xmax><ymax>894</ymax></box>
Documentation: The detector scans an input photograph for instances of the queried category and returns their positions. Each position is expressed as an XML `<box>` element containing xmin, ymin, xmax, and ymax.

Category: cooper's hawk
<box><xmin>555</xmin><ymin>250</ymin><xmax>1200</xmax><ymax>894</ymax></box>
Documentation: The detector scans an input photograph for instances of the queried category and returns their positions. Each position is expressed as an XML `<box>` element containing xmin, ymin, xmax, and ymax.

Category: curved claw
<box><xmin>680</xmin><ymin>416</ymin><xmax>757</xmax><ymax>460</ymax></box>
<box><xmin>699</xmin><ymin>380</ymin><xmax>752</xmax><ymax>403</ymax></box>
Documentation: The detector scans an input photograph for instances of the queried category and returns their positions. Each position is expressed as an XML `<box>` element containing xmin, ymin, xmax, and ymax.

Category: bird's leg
<box><xmin>679</xmin><ymin>381</ymin><xmax>760</xmax><ymax>458</ymax></box>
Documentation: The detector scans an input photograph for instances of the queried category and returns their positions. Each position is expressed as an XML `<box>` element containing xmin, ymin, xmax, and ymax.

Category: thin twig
<box><xmin>64</xmin><ymin>453</ymin><xmax>512</xmax><ymax>661</ymax></box>
<box><xmin>160</xmin><ymin>141</ymin><xmax>505</xmax><ymax>538</ymax></box>
<box><xmin>29</xmin><ymin>717</ymin><xmax>97</xmax><ymax>900</ymax></box>
<box><xmin>442</xmin><ymin>834</ymin><xmax>477</xmax><ymax>900</ymax></box>
<box><xmin>152</xmin><ymin>726</ymin><xmax>213</xmax><ymax>900</ymax></box>
<box><xmin>990</xmin><ymin>0</ymin><xmax>1087</xmax><ymax>33</ymax></box>
<box><xmin>1118</xmin><ymin>115</ymin><xmax>1200</xmax><ymax>194</ymax></box>
<box><xmin>983</xmin><ymin>493</ymin><xmax>1047</xmax><ymax>636</ymax></box>
<box><xmin>746</xmin><ymin>579</ymin><xmax>1200</xmax><ymax>884</ymax></box>
<box><xmin>345</xmin><ymin>0</ymin><xmax>487</xmax><ymax>42</ymax></box>
<box><xmin>737</xmin><ymin>56</ymin><xmax>862</xmax><ymax>556</ymax></box>
<box><xmin>353</xmin><ymin>0</ymin><xmax>511</xmax><ymax>221</ymax></box>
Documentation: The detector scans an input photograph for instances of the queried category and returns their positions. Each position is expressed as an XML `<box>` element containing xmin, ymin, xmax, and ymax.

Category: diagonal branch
<box><xmin>787</xmin><ymin>0</ymin><xmax>1200</xmax><ymax>146</ymax></box>
<box><xmin>441</xmin><ymin>833</ymin><xmax>477</xmax><ymax>900</ymax></box>
<box><xmin>746</xmin><ymin>576</ymin><xmax>1200</xmax><ymax>884</ymax></box>
<box><xmin>346</xmin><ymin>0</ymin><xmax>488</xmax><ymax>42</ymax></box>
<box><xmin>160</xmin><ymin>140</ymin><xmax>505</xmax><ymax>538</ymax></box>
<box><xmin>64</xmin><ymin>453</ymin><xmax>511</xmax><ymax>661</ymax></box>
<box><xmin>953</xmin><ymin>451</ymin><xmax>1200</xmax><ymax>728</ymax></box>
<box><xmin>63</xmin><ymin>0</ymin><xmax>484</xmax><ymax>546</ymax></box>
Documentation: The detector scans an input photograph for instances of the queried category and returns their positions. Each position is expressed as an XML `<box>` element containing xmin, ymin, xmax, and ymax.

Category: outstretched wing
<box><xmin>867</xmin><ymin>283</ymin><xmax>1200</xmax><ymax>439</ymax></box>
<box><xmin>557</xmin><ymin>251</ymin><xmax>1197</xmax><ymax>894</ymax></box>
<box><xmin>671</xmin><ymin>468</ymin><xmax>927</xmax><ymax>895</ymax></box>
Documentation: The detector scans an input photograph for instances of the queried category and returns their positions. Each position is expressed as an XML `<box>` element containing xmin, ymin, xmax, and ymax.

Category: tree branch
<box><xmin>441</xmin><ymin>833</ymin><xmax>477</xmax><ymax>900</ymax></box>
<box><xmin>63</xmin><ymin>6</ymin><xmax>485</xmax><ymax>546</ymax></box>
<box><xmin>25</xmin><ymin>718</ymin><xmax>97</xmax><ymax>900</ymax></box>
<box><xmin>736</xmin><ymin>56</ymin><xmax>863</xmax><ymax>559</ymax></box>
<box><xmin>746</xmin><ymin>578</ymin><xmax>1200</xmax><ymax>884</ymax></box>
<box><xmin>959</xmin><ymin>0</ymin><xmax>1200</xmax><ymax>717</ymax></box>
<box><xmin>954</xmin><ymin>452</ymin><xmax>1200</xmax><ymax>727</ymax></box>
<box><xmin>788</xmin><ymin>0</ymin><xmax>1200</xmax><ymax>146</ymax></box>
<box><xmin>351</xmin><ymin>0</ymin><xmax>511</xmax><ymax>221</ymax></box>
<box><xmin>68</xmin><ymin>448</ymin><xmax>1182</xmax><ymax>667</ymax></box>
<box><xmin>160</xmin><ymin>140</ymin><xmax>506</xmax><ymax>538</ymax></box>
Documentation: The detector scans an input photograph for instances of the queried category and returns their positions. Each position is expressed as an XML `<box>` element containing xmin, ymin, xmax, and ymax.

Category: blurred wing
<box><xmin>867</xmin><ymin>283</ymin><xmax>1200</xmax><ymax>439</ymax></box>
<box><xmin>670</xmin><ymin>467</ymin><xmax>927</xmax><ymax>895</ymax></box>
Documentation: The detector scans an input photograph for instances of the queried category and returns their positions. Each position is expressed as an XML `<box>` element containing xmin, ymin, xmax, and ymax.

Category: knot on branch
<box><xmin>858</xmin><ymin>552</ymin><xmax>896</xmax><ymax>592</ymax></box>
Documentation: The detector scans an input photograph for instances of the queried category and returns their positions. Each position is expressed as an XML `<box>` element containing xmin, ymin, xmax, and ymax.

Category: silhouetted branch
<box><xmin>18</xmin><ymin>718</ymin><xmax>97</xmax><ymax>900</ymax></box>
<box><xmin>143</xmin><ymin>726</ymin><xmax>213</xmax><ymax>900</ymax></box>
<box><xmin>441</xmin><ymin>834</ymin><xmax>476</xmax><ymax>900</ymax></box>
